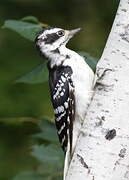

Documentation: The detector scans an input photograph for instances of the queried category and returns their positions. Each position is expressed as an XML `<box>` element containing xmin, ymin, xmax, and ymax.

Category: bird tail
<box><xmin>63</xmin><ymin>121</ymin><xmax>80</xmax><ymax>180</ymax></box>
<box><xmin>63</xmin><ymin>144</ymin><xmax>71</xmax><ymax>180</ymax></box>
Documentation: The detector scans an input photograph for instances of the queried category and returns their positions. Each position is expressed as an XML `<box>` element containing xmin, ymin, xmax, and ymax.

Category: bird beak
<box><xmin>66</xmin><ymin>28</ymin><xmax>82</xmax><ymax>38</ymax></box>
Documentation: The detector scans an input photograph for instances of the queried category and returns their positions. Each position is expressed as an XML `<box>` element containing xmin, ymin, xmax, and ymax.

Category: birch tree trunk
<box><xmin>66</xmin><ymin>0</ymin><xmax>129</xmax><ymax>179</ymax></box>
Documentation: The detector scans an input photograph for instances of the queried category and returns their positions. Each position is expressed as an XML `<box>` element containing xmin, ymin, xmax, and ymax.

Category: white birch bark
<box><xmin>66</xmin><ymin>0</ymin><xmax>129</xmax><ymax>179</ymax></box>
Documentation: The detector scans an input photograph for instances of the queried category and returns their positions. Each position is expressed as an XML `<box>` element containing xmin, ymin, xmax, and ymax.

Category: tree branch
<box><xmin>66</xmin><ymin>0</ymin><xmax>129</xmax><ymax>179</ymax></box>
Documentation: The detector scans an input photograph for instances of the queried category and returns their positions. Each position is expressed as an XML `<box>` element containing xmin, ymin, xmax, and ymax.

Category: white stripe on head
<box><xmin>45</xmin><ymin>28</ymin><xmax>62</xmax><ymax>35</ymax></box>
<box><xmin>38</xmin><ymin>28</ymin><xmax>63</xmax><ymax>39</ymax></box>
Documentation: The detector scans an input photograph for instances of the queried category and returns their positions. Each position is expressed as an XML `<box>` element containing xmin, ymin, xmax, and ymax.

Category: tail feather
<box><xmin>63</xmin><ymin>125</ymin><xmax>79</xmax><ymax>180</ymax></box>
<box><xmin>63</xmin><ymin>144</ymin><xmax>71</xmax><ymax>180</ymax></box>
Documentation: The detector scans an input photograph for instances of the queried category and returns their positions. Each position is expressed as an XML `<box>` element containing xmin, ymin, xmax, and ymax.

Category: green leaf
<box><xmin>86</xmin><ymin>57</ymin><xmax>97</xmax><ymax>72</ymax></box>
<box><xmin>78</xmin><ymin>51</ymin><xmax>98</xmax><ymax>71</ymax></box>
<box><xmin>37</xmin><ymin>163</ymin><xmax>63</xmax><ymax>178</ymax></box>
<box><xmin>21</xmin><ymin>16</ymin><xmax>39</xmax><ymax>24</ymax></box>
<box><xmin>40</xmin><ymin>171</ymin><xmax>62</xmax><ymax>180</ymax></box>
<box><xmin>31</xmin><ymin>144</ymin><xmax>63</xmax><ymax>165</ymax></box>
<box><xmin>33</xmin><ymin>120</ymin><xmax>58</xmax><ymax>144</ymax></box>
<box><xmin>12</xmin><ymin>172</ymin><xmax>43</xmax><ymax>180</ymax></box>
<box><xmin>16</xmin><ymin>63</ymin><xmax>48</xmax><ymax>84</ymax></box>
<box><xmin>0</xmin><ymin>117</ymin><xmax>38</xmax><ymax>125</ymax></box>
<box><xmin>3</xmin><ymin>20</ymin><xmax>42</xmax><ymax>41</ymax></box>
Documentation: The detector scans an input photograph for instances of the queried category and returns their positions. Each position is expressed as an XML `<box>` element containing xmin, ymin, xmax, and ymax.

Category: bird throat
<box><xmin>48</xmin><ymin>46</ymin><xmax>71</xmax><ymax>68</ymax></box>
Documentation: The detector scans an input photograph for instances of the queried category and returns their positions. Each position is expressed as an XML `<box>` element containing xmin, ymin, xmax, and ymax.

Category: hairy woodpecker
<box><xmin>35</xmin><ymin>27</ymin><xmax>94</xmax><ymax>179</ymax></box>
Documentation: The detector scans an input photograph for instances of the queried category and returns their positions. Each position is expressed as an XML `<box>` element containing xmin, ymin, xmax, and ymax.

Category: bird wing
<box><xmin>48</xmin><ymin>65</ymin><xmax>75</xmax><ymax>155</ymax></box>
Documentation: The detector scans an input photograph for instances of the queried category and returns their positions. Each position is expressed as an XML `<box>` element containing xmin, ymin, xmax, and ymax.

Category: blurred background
<box><xmin>0</xmin><ymin>0</ymin><xmax>119</xmax><ymax>179</ymax></box>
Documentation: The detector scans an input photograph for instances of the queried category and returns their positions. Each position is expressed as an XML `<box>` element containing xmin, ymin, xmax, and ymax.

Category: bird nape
<box><xmin>35</xmin><ymin>26</ymin><xmax>94</xmax><ymax>180</ymax></box>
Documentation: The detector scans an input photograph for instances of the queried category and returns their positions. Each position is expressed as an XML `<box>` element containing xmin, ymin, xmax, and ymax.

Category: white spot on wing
<box><xmin>58</xmin><ymin>87</ymin><xmax>62</xmax><ymax>91</ymax></box>
<box><xmin>58</xmin><ymin>106</ymin><xmax>64</xmax><ymax>113</ymax></box>
<box><xmin>58</xmin><ymin>123</ymin><xmax>65</xmax><ymax>134</ymax></box>
<box><xmin>67</xmin><ymin>116</ymin><xmax>70</xmax><ymax>123</ymax></box>
<box><xmin>64</xmin><ymin>102</ymin><xmax>68</xmax><ymax>108</ymax></box>
<box><xmin>61</xmin><ymin>76</ymin><xmax>66</xmax><ymax>82</ymax></box>
<box><xmin>61</xmin><ymin>136</ymin><xmax>66</xmax><ymax>146</ymax></box>
<box><xmin>65</xmin><ymin>74</ymin><xmax>68</xmax><ymax>77</ymax></box>
<box><xmin>60</xmin><ymin>92</ymin><xmax>64</xmax><ymax>96</ymax></box>
<box><xmin>56</xmin><ymin>111</ymin><xmax>66</xmax><ymax>121</ymax></box>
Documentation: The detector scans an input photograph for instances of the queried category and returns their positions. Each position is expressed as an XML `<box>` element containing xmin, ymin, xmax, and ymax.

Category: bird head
<box><xmin>35</xmin><ymin>27</ymin><xmax>81</xmax><ymax>57</ymax></box>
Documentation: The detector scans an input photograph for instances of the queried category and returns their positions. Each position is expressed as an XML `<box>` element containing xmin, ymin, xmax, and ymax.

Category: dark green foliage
<box><xmin>11</xmin><ymin>119</ymin><xmax>63</xmax><ymax>180</ymax></box>
<box><xmin>29</xmin><ymin>121</ymin><xmax>63</xmax><ymax>180</ymax></box>
<box><xmin>32</xmin><ymin>119</ymin><xmax>59</xmax><ymax>144</ymax></box>
<box><xmin>13</xmin><ymin>171</ymin><xmax>62</xmax><ymax>180</ymax></box>
<box><xmin>3</xmin><ymin>16</ymin><xmax>48</xmax><ymax>42</ymax></box>
<box><xmin>32</xmin><ymin>144</ymin><xmax>63</xmax><ymax>165</ymax></box>
<box><xmin>21</xmin><ymin>16</ymin><xmax>40</xmax><ymax>24</ymax></box>
<box><xmin>15</xmin><ymin>63</ymin><xmax>49</xmax><ymax>84</ymax></box>
<box><xmin>3</xmin><ymin>20</ymin><xmax>42</xmax><ymax>41</ymax></box>
<box><xmin>12</xmin><ymin>172</ymin><xmax>43</xmax><ymax>180</ymax></box>
<box><xmin>31</xmin><ymin>120</ymin><xmax>62</xmax><ymax>178</ymax></box>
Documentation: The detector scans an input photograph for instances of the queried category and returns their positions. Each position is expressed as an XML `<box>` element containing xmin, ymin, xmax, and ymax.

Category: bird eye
<box><xmin>57</xmin><ymin>30</ymin><xmax>65</xmax><ymax>36</ymax></box>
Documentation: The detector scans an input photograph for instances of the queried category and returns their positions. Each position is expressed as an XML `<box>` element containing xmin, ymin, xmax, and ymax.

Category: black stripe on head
<box><xmin>35</xmin><ymin>27</ymin><xmax>55</xmax><ymax>56</ymax></box>
<box><xmin>35</xmin><ymin>27</ymin><xmax>54</xmax><ymax>43</ymax></box>
<box><xmin>44</xmin><ymin>33</ymin><xmax>60</xmax><ymax>44</ymax></box>
<box><xmin>35</xmin><ymin>27</ymin><xmax>65</xmax><ymax>45</ymax></box>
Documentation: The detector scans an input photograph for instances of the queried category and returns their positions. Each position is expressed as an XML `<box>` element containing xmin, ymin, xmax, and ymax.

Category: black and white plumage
<box><xmin>48</xmin><ymin>64</ymin><xmax>75</xmax><ymax>155</ymax></box>
<box><xmin>35</xmin><ymin>27</ymin><xmax>94</xmax><ymax>179</ymax></box>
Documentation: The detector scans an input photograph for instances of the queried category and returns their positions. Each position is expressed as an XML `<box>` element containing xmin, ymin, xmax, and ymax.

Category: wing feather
<box><xmin>48</xmin><ymin>65</ymin><xmax>75</xmax><ymax>154</ymax></box>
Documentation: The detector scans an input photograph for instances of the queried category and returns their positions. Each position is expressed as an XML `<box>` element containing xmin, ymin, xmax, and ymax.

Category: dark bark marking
<box><xmin>116</xmin><ymin>23</ymin><xmax>121</xmax><ymax>26</ymax></box>
<box><xmin>77</xmin><ymin>154</ymin><xmax>89</xmax><ymax>169</ymax></box>
<box><xmin>119</xmin><ymin>148</ymin><xmax>126</xmax><ymax>158</ymax></box>
<box><xmin>94</xmin><ymin>68</ymin><xmax>114</xmax><ymax>91</ymax></box>
<box><xmin>101</xmin><ymin>116</ymin><xmax>105</xmax><ymax>121</ymax></box>
<box><xmin>95</xmin><ymin>120</ymin><xmax>102</xmax><ymax>127</ymax></box>
<box><xmin>96</xmin><ymin>102</ymin><xmax>102</xmax><ymax>107</ymax></box>
<box><xmin>96</xmin><ymin>68</ymin><xmax>113</xmax><ymax>80</ymax></box>
<box><xmin>105</xmin><ymin>129</ymin><xmax>116</xmax><ymax>140</ymax></box>
<box><xmin>124</xmin><ymin>171</ymin><xmax>129</xmax><ymax>178</ymax></box>
<box><xmin>111</xmin><ymin>50</ymin><xmax>116</xmax><ymax>54</ymax></box>
<box><xmin>120</xmin><ymin>24</ymin><xmax>129</xmax><ymax>43</ymax></box>
<box><xmin>121</xmin><ymin>9</ymin><xmax>127</xmax><ymax>12</ymax></box>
